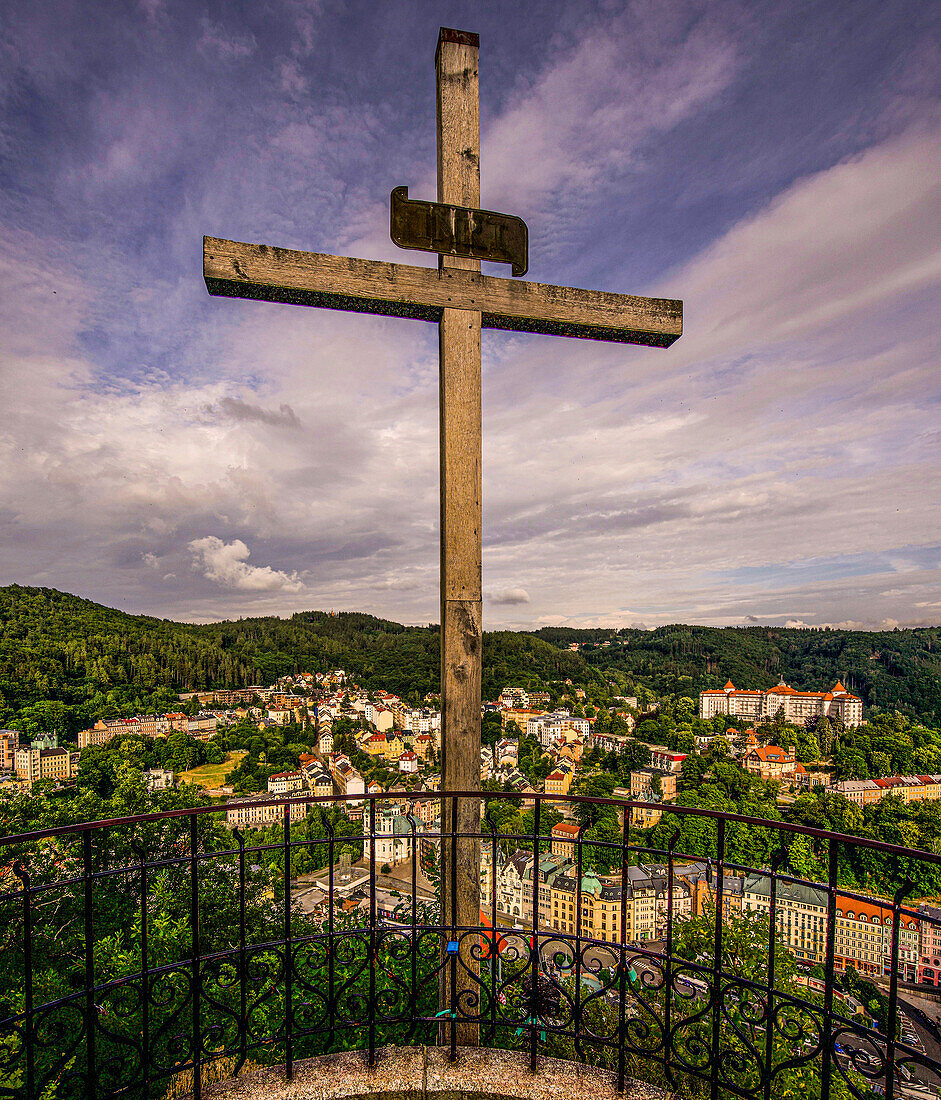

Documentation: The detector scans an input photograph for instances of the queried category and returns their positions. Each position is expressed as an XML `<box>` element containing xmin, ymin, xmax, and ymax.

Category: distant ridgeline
<box><xmin>532</xmin><ymin>625</ymin><xmax>941</xmax><ymax>724</ymax></box>
<box><xmin>1</xmin><ymin>585</ymin><xmax>938</xmax><ymax>734</ymax></box>
<box><xmin>0</xmin><ymin>585</ymin><xmax>590</xmax><ymax>735</ymax></box>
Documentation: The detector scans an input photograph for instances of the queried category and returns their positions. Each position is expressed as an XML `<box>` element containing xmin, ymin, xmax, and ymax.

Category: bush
<box><xmin>381</xmin><ymin>863</ymin><xmax>392</xmax><ymax>875</ymax></box>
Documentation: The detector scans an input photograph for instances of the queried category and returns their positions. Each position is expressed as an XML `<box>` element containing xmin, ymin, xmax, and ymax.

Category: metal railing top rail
<box><xmin>3</xmin><ymin>787</ymin><xmax>941</xmax><ymax>865</ymax></box>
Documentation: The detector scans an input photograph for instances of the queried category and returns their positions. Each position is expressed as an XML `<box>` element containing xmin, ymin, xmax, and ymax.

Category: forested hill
<box><xmin>0</xmin><ymin>586</ymin><xmax>592</xmax><ymax>735</ymax></box>
<box><xmin>532</xmin><ymin>625</ymin><xmax>941</xmax><ymax>723</ymax></box>
<box><xmin>2</xmin><ymin>586</ymin><xmax>939</xmax><ymax>735</ymax></box>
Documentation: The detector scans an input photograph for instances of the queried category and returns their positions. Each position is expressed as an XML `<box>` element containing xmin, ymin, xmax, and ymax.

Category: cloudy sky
<box><xmin>1</xmin><ymin>0</ymin><xmax>939</xmax><ymax>631</ymax></box>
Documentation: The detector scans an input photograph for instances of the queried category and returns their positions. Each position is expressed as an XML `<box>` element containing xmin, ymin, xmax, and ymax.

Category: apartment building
<box><xmin>644</xmin><ymin>744</ymin><xmax>686</xmax><ymax>773</ymax></box>
<box><xmin>630</xmin><ymin>795</ymin><xmax>665</xmax><ymax>828</ymax></box>
<box><xmin>501</xmin><ymin>707</ymin><xmax>546</xmax><ymax>732</ymax></box>
<box><xmin>499</xmin><ymin>687</ymin><xmax>531</xmax><ymax>709</ymax></box>
<box><xmin>630</xmin><ymin>768</ymin><xmax>677</xmax><ymax>801</ymax></box>
<box><xmin>78</xmin><ymin>717</ymin><xmax>142</xmax><ymax>749</ymax></box>
<box><xmin>0</xmin><ymin>730</ymin><xmax>18</xmax><ymax>771</ymax></box>
<box><xmin>700</xmin><ymin>679</ymin><xmax>863</xmax><ymax>727</ymax></box>
<box><xmin>831</xmin><ymin>775</ymin><xmax>941</xmax><ymax>807</ymax></box>
<box><xmin>137</xmin><ymin>714</ymin><xmax>170</xmax><ymax>738</ymax></box>
<box><xmin>743</xmin><ymin>874</ymin><xmax>829</xmax><ymax>966</ymax></box>
<box><xmin>331</xmin><ymin>759</ymin><xmax>365</xmax><ymax>806</ymax></box>
<box><xmin>15</xmin><ymin>746</ymin><xmax>74</xmax><ymax>783</ymax></box>
<box><xmin>544</xmin><ymin>764</ymin><xmax>574</xmax><ymax>796</ymax></box>
<box><xmin>917</xmin><ymin>905</ymin><xmax>941</xmax><ymax>986</ymax></box>
<box><xmin>398</xmin><ymin>750</ymin><xmax>419</xmax><ymax>774</ymax></box>
<box><xmin>144</xmin><ymin>768</ymin><xmax>175</xmax><ymax>792</ymax></box>
<box><xmin>225</xmin><ymin>796</ymin><xmax>308</xmax><ymax>829</ymax></box>
<box><xmin>550</xmin><ymin>822</ymin><xmax>581</xmax><ymax>860</ymax></box>
<box><xmin>267</xmin><ymin>771</ymin><xmax>305</xmax><ymax>796</ymax></box>
<box><xmin>412</xmin><ymin>732</ymin><xmax>434</xmax><ymax>760</ymax></box>
<box><xmin>527</xmin><ymin>712</ymin><xmax>590</xmax><ymax>748</ymax></box>
<box><xmin>743</xmin><ymin>874</ymin><xmax>919</xmax><ymax>980</ymax></box>
<box><xmin>308</xmin><ymin>767</ymin><xmax>335</xmax><ymax>801</ymax></box>
<box><xmin>549</xmin><ymin>867</ymin><xmax>658</xmax><ymax>944</ymax></box>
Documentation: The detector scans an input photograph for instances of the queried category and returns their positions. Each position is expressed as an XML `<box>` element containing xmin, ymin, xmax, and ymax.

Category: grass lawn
<box><xmin>178</xmin><ymin>750</ymin><xmax>247</xmax><ymax>789</ymax></box>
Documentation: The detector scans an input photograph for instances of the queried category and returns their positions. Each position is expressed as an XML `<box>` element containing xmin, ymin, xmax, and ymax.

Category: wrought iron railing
<box><xmin>1</xmin><ymin>792</ymin><xmax>940</xmax><ymax>1100</ymax></box>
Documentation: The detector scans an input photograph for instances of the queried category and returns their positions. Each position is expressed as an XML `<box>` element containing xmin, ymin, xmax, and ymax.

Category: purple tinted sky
<box><xmin>1</xmin><ymin>0</ymin><xmax>939</xmax><ymax>630</ymax></box>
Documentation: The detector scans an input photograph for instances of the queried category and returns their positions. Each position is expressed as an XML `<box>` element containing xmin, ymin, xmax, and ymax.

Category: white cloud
<box><xmin>482</xmin><ymin>6</ymin><xmax>740</xmax><ymax>215</ymax></box>
<box><xmin>188</xmin><ymin>537</ymin><xmax>304</xmax><ymax>593</ymax></box>
<box><xmin>487</xmin><ymin>588</ymin><xmax>531</xmax><ymax>606</ymax></box>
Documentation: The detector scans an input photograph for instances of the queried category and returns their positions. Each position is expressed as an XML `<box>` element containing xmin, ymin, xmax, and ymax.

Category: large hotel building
<box><xmin>699</xmin><ymin>679</ymin><xmax>863</xmax><ymax>727</ymax></box>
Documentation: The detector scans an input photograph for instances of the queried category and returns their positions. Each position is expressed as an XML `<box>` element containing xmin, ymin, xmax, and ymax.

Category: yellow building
<box><xmin>630</xmin><ymin>799</ymin><xmax>663</xmax><ymax>828</ymax></box>
<box><xmin>549</xmin><ymin>869</ymin><xmax>658</xmax><ymax>944</ymax></box>
<box><xmin>501</xmin><ymin>707</ymin><xmax>546</xmax><ymax>732</ymax></box>
<box><xmin>544</xmin><ymin>768</ymin><xmax>573</xmax><ymax>796</ymax></box>
<box><xmin>551</xmin><ymin>822</ymin><xmax>581</xmax><ymax>859</ymax></box>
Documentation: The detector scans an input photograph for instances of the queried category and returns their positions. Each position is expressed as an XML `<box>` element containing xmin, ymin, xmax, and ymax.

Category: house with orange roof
<box><xmin>743</xmin><ymin>743</ymin><xmax>797</xmax><ymax>783</ymax></box>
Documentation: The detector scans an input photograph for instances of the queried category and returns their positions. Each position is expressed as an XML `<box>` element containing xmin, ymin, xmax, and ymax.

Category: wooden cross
<box><xmin>203</xmin><ymin>27</ymin><xmax>682</xmax><ymax>1045</ymax></box>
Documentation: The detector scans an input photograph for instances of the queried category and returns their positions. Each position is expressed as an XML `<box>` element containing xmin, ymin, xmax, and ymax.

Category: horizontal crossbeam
<box><xmin>204</xmin><ymin>237</ymin><xmax>682</xmax><ymax>347</ymax></box>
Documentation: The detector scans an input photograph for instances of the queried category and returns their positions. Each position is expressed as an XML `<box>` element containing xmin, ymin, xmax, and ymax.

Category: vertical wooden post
<box><xmin>436</xmin><ymin>26</ymin><xmax>482</xmax><ymax>1048</ymax></box>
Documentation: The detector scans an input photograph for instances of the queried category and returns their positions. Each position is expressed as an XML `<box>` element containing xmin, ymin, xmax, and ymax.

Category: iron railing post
<box><xmin>283</xmin><ymin>802</ymin><xmax>293</xmax><ymax>1080</ymax></box>
<box><xmin>821</xmin><ymin>839</ymin><xmax>839</xmax><ymax>1100</ymax></box>
<box><xmin>617</xmin><ymin>807</ymin><xmax>630</xmax><ymax>1093</ymax></box>
<box><xmin>189</xmin><ymin>814</ymin><xmax>202</xmax><ymax>1100</ymax></box>
<box><xmin>131</xmin><ymin>839</ymin><xmax>150</xmax><ymax>1100</ymax></box>
<box><xmin>484</xmin><ymin>803</ymin><xmax>499</xmax><ymax>1046</ymax></box>
<box><xmin>763</xmin><ymin>844</ymin><xmax>788</xmax><ymax>1100</ymax></box>
<box><xmin>369</xmin><ymin>796</ymin><xmax>377</xmax><ymax>1067</ymax></box>
<box><xmin>451</xmin><ymin>793</ymin><xmax>460</xmax><ymax>1061</ymax></box>
<box><xmin>233</xmin><ymin>828</ymin><xmax>247</xmax><ymax>1076</ymax></box>
<box><xmin>82</xmin><ymin>831</ymin><xmax>96</xmax><ymax>1100</ymax></box>
<box><xmin>529</xmin><ymin>797</ymin><xmax>541</xmax><ymax>1075</ymax></box>
<box><xmin>664</xmin><ymin>830</ymin><xmax>679</xmax><ymax>1090</ymax></box>
<box><xmin>885</xmin><ymin>879</ymin><xmax>915</xmax><ymax>1100</ymax></box>
<box><xmin>321</xmin><ymin>809</ymin><xmax>336</xmax><ymax>1053</ymax></box>
<box><xmin>574</xmin><ymin>819</ymin><xmax>588</xmax><ymax>1063</ymax></box>
<box><xmin>405</xmin><ymin>807</ymin><xmax>419</xmax><ymax>1032</ymax></box>
<box><xmin>13</xmin><ymin>861</ymin><xmax>34</xmax><ymax>1100</ymax></box>
<box><xmin>709</xmin><ymin>817</ymin><xmax>726</xmax><ymax>1100</ymax></box>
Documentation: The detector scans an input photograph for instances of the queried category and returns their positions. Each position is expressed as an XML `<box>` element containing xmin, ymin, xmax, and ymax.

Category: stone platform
<box><xmin>203</xmin><ymin>1045</ymin><xmax>671</xmax><ymax>1100</ymax></box>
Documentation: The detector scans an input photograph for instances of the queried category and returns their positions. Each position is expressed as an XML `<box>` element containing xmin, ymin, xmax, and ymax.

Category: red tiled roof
<box><xmin>748</xmin><ymin>745</ymin><xmax>792</xmax><ymax>763</ymax></box>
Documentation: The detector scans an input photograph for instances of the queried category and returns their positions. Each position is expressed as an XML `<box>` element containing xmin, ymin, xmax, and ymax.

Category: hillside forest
<box><xmin>2</xmin><ymin>585</ymin><xmax>939</xmax><ymax>739</ymax></box>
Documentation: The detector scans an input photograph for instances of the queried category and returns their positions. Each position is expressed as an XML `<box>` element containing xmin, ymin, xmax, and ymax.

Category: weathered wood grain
<box><xmin>437</xmin><ymin>27</ymin><xmax>482</xmax><ymax>1051</ymax></box>
<box><xmin>203</xmin><ymin>237</ymin><xmax>683</xmax><ymax>347</ymax></box>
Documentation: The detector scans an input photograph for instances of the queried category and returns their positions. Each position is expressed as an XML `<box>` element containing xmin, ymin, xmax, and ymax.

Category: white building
<box><xmin>267</xmin><ymin>771</ymin><xmax>305</xmax><ymax>795</ymax></box>
<box><xmin>643</xmin><ymin>744</ymin><xmax>687</xmax><ymax>773</ymax></box>
<box><xmin>398</xmin><ymin>750</ymin><xmax>419</xmax><ymax>774</ymax></box>
<box><xmin>527</xmin><ymin>712</ymin><xmax>589</xmax><ymax>748</ymax></box>
<box><xmin>144</xmin><ymin>768</ymin><xmax>175</xmax><ymax>792</ymax></box>
<box><xmin>700</xmin><ymin>680</ymin><xmax>863</xmax><ymax>727</ymax></box>
<box><xmin>365</xmin><ymin>804</ymin><xmax>419</xmax><ymax>867</ymax></box>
